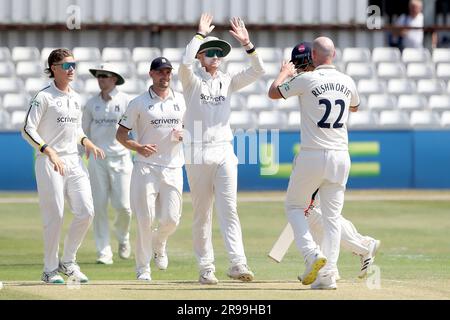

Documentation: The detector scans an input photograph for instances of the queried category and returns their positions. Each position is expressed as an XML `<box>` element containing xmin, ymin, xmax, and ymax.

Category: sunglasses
<box><xmin>203</xmin><ymin>49</ymin><xmax>224</xmax><ymax>58</ymax></box>
<box><xmin>54</xmin><ymin>62</ymin><xmax>77</xmax><ymax>70</ymax></box>
<box><xmin>97</xmin><ymin>73</ymin><xmax>114</xmax><ymax>78</ymax></box>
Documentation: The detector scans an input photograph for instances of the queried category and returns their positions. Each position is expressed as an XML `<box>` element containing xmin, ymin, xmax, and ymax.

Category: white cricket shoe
<box><xmin>41</xmin><ymin>269</ymin><xmax>65</xmax><ymax>284</ymax></box>
<box><xmin>58</xmin><ymin>261</ymin><xmax>89</xmax><ymax>283</ymax></box>
<box><xmin>358</xmin><ymin>239</ymin><xmax>381</xmax><ymax>279</ymax></box>
<box><xmin>118</xmin><ymin>242</ymin><xmax>131</xmax><ymax>260</ymax></box>
<box><xmin>136</xmin><ymin>271</ymin><xmax>151</xmax><ymax>281</ymax></box>
<box><xmin>227</xmin><ymin>264</ymin><xmax>254</xmax><ymax>282</ymax></box>
<box><xmin>199</xmin><ymin>270</ymin><xmax>219</xmax><ymax>285</ymax></box>
<box><xmin>311</xmin><ymin>273</ymin><xmax>337</xmax><ymax>290</ymax></box>
<box><xmin>96</xmin><ymin>254</ymin><xmax>113</xmax><ymax>265</ymax></box>
<box><xmin>154</xmin><ymin>252</ymin><xmax>168</xmax><ymax>270</ymax></box>
<box><xmin>331</xmin><ymin>268</ymin><xmax>341</xmax><ymax>282</ymax></box>
<box><xmin>299</xmin><ymin>252</ymin><xmax>327</xmax><ymax>285</ymax></box>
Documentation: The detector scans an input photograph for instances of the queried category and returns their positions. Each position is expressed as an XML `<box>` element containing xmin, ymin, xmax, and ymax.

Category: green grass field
<box><xmin>1</xmin><ymin>191</ymin><xmax>450</xmax><ymax>300</ymax></box>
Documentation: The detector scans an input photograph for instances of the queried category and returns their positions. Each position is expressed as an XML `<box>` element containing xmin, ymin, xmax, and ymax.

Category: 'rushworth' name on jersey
<box><xmin>311</xmin><ymin>82</ymin><xmax>352</xmax><ymax>98</ymax></box>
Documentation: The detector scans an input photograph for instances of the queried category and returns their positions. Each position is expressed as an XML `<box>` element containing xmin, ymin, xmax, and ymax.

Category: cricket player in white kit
<box><xmin>179</xmin><ymin>13</ymin><xmax>265</xmax><ymax>284</ymax></box>
<box><xmin>83</xmin><ymin>64</ymin><xmax>133</xmax><ymax>265</ymax></box>
<box><xmin>276</xmin><ymin>42</ymin><xmax>381</xmax><ymax>280</ymax></box>
<box><xmin>268</xmin><ymin>37</ymin><xmax>360</xmax><ymax>289</ymax></box>
<box><xmin>116</xmin><ymin>57</ymin><xmax>185</xmax><ymax>281</ymax></box>
<box><xmin>22</xmin><ymin>49</ymin><xmax>105</xmax><ymax>284</ymax></box>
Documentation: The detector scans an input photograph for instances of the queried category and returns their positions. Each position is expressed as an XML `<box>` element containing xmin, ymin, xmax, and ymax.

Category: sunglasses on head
<box><xmin>203</xmin><ymin>49</ymin><xmax>224</xmax><ymax>58</ymax></box>
<box><xmin>54</xmin><ymin>62</ymin><xmax>77</xmax><ymax>70</ymax></box>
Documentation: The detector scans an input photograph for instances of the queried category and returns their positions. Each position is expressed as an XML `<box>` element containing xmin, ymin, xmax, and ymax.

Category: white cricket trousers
<box><xmin>35</xmin><ymin>155</ymin><xmax>94</xmax><ymax>273</ymax></box>
<box><xmin>285</xmin><ymin>148</ymin><xmax>350</xmax><ymax>274</ymax></box>
<box><xmin>88</xmin><ymin>154</ymin><xmax>132</xmax><ymax>258</ymax></box>
<box><xmin>131</xmin><ymin>162</ymin><xmax>182</xmax><ymax>274</ymax></box>
<box><xmin>185</xmin><ymin>143</ymin><xmax>247</xmax><ymax>273</ymax></box>
<box><xmin>307</xmin><ymin>196</ymin><xmax>373</xmax><ymax>256</ymax></box>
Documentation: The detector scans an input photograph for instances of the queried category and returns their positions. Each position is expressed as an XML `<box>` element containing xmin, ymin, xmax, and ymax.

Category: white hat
<box><xmin>89</xmin><ymin>63</ymin><xmax>125</xmax><ymax>85</ymax></box>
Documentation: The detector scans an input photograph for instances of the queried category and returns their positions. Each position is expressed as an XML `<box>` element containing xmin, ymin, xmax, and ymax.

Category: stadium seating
<box><xmin>402</xmin><ymin>48</ymin><xmax>431</xmax><ymax>64</ymax></box>
<box><xmin>0</xmin><ymin>47</ymin><xmax>12</xmax><ymax>61</ymax></box>
<box><xmin>387</xmin><ymin>79</ymin><xmax>416</xmax><ymax>95</ymax></box>
<box><xmin>12</xmin><ymin>47</ymin><xmax>40</xmax><ymax>62</ymax></box>
<box><xmin>132</xmin><ymin>47</ymin><xmax>162</xmax><ymax>63</ymax></box>
<box><xmin>379</xmin><ymin>110</ymin><xmax>410</xmax><ymax>129</ymax></box>
<box><xmin>416</xmin><ymin>79</ymin><xmax>446</xmax><ymax>97</ymax></box>
<box><xmin>73</xmin><ymin>47</ymin><xmax>101</xmax><ymax>62</ymax></box>
<box><xmin>397</xmin><ymin>94</ymin><xmax>428</xmax><ymax>111</ymax></box>
<box><xmin>342</xmin><ymin>48</ymin><xmax>371</xmax><ymax>64</ymax></box>
<box><xmin>0</xmin><ymin>46</ymin><xmax>449</xmax><ymax>131</ymax></box>
<box><xmin>0</xmin><ymin>62</ymin><xmax>15</xmax><ymax>77</ymax></box>
<box><xmin>372</xmin><ymin>47</ymin><xmax>401</xmax><ymax>64</ymax></box>
<box><xmin>287</xmin><ymin>111</ymin><xmax>301</xmax><ymax>130</ymax></box>
<box><xmin>258</xmin><ymin>111</ymin><xmax>288</xmax><ymax>129</ymax></box>
<box><xmin>346</xmin><ymin>62</ymin><xmax>375</xmax><ymax>80</ymax></box>
<box><xmin>230</xmin><ymin>111</ymin><xmax>257</xmax><ymax>129</ymax></box>
<box><xmin>409</xmin><ymin>110</ymin><xmax>440</xmax><ymax>128</ymax></box>
<box><xmin>2</xmin><ymin>93</ymin><xmax>30</xmax><ymax>111</ymax></box>
<box><xmin>348</xmin><ymin>110</ymin><xmax>379</xmax><ymax>129</ymax></box>
<box><xmin>377</xmin><ymin>62</ymin><xmax>406</xmax><ymax>79</ymax></box>
<box><xmin>367</xmin><ymin>94</ymin><xmax>396</xmax><ymax>111</ymax></box>
<box><xmin>357</xmin><ymin>79</ymin><xmax>386</xmax><ymax>95</ymax></box>
<box><xmin>428</xmin><ymin>95</ymin><xmax>450</xmax><ymax>112</ymax></box>
<box><xmin>102</xmin><ymin>48</ymin><xmax>132</xmax><ymax>62</ymax></box>
<box><xmin>432</xmin><ymin>48</ymin><xmax>450</xmax><ymax>64</ymax></box>
<box><xmin>441</xmin><ymin>111</ymin><xmax>450</xmax><ymax>127</ymax></box>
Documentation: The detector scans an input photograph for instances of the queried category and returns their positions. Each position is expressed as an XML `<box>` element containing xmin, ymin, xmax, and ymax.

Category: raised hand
<box><xmin>229</xmin><ymin>17</ymin><xmax>250</xmax><ymax>46</ymax></box>
<box><xmin>198</xmin><ymin>13</ymin><xmax>215</xmax><ymax>36</ymax></box>
<box><xmin>280</xmin><ymin>60</ymin><xmax>297</xmax><ymax>78</ymax></box>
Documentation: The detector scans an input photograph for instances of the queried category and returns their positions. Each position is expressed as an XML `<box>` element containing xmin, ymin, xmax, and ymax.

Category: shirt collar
<box><xmin>98</xmin><ymin>87</ymin><xmax>119</xmax><ymax>101</ymax></box>
<box><xmin>51</xmin><ymin>80</ymin><xmax>74</xmax><ymax>96</ymax></box>
<box><xmin>149</xmin><ymin>86</ymin><xmax>174</xmax><ymax>101</ymax></box>
<box><xmin>315</xmin><ymin>64</ymin><xmax>336</xmax><ymax>70</ymax></box>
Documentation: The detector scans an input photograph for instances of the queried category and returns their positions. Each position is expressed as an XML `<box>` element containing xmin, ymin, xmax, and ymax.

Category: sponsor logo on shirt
<box><xmin>57</xmin><ymin>116</ymin><xmax>78</xmax><ymax>124</ymax></box>
<box><xmin>115</xmin><ymin>105</ymin><xmax>120</xmax><ymax>112</ymax></box>
<box><xmin>150</xmin><ymin>118</ymin><xmax>181</xmax><ymax>128</ymax></box>
<box><xmin>200</xmin><ymin>93</ymin><xmax>226</xmax><ymax>105</ymax></box>
<box><xmin>94</xmin><ymin>119</ymin><xmax>118</xmax><ymax>125</ymax></box>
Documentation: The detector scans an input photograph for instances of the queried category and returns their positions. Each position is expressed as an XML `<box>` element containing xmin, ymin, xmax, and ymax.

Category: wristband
<box><xmin>81</xmin><ymin>137</ymin><xmax>87</xmax><ymax>146</ymax></box>
<box><xmin>40</xmin><ymin>144</ymin><xmax>48</xmax><ymax>153</ymax></box>
<box><xmin>242</xmin><ymin>41</ymin><xmax>251</xmax><ymax>47</ymax></box>
<box><xmin>246</xmin><ymin>47</ymin><xmax>256</xmax><ymax>55</ymax></box>
<box><xmin>195</xmin><ymin>32</ymin><xmax>206</xmax><ymax>39</ymax></box>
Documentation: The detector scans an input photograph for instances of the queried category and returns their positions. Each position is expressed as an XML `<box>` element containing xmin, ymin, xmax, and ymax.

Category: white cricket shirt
<box><xmin>83</xmin><ymin>88</ymin><xmax>131</xmax><ymax>157</ymax></box>
<box><xmin>179</xmin><ymin>35</ymin><xmax>265</xmax><ymax>145</ymax></box>
<box><xmin>22</xmin><ymin>81</ymin><xmax>86</xmax><ymax>157</ymax></box>
<box><xmin>278</xmin><ymin>65</ymin><xmax>360</xmax><ymax>151</ymax></box>
<box><xmin>118</xmin><ymin>87</ymin><xmax>186</xmax><ymax>168</ymax></box>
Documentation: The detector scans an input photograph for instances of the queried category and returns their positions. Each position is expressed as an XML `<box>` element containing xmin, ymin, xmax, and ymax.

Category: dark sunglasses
<box><xmin>54</xmin><ymin>62</ymin><xmax>77</xmax><ymax>70</ymax></box>
<box><xmin>97</xmin><ymin>73</ymin><xmax>114</xmax><ymax>78</ymax></box>
<box><xmin>203</xmin><ymin>49</ymin><xmax>224</xmax><ymax>58</ymax></box>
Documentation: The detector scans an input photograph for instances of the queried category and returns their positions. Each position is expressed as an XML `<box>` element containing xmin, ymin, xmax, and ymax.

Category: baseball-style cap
<box><xmin>197</xmin><ymin>36</ymin><xmax>232</xmax><ymax>57</ymax></box>
<box><xmin>89</xmin><ymin>63</ymin><xmax>125</xmax><ymax>85</ymax></box>
<box><xmin>150</xmin><ymin>57</ymin><xmax>173</xmax><ymax>71</ymax></box>
<box><xmin>291</xmin><ymin>42</ymin><xmax>313</xmax><ymax>69</ymax></box>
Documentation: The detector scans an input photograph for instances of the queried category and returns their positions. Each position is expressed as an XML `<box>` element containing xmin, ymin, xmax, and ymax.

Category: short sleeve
<box><xmin>118</xmin><ymin>99</ymin><xmax>139</xmax><ymax>130</ymax></box>
<box><xmin>277</xmin><ymin>74</ymin><xmax>306</xmax><ymax>99</ymax></box>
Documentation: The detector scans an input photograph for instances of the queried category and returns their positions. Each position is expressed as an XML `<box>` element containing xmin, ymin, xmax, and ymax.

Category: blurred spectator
<box><xmin>389</xmin><ymin>0</ymin><xmax>424</xmax><ymax>50</ymax></box>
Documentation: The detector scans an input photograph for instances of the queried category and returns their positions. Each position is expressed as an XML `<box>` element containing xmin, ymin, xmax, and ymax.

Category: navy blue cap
<box><xmin>150</xmin><ymin>57</ymin><xmax>173</xmax><ymax>71</ymax></box>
